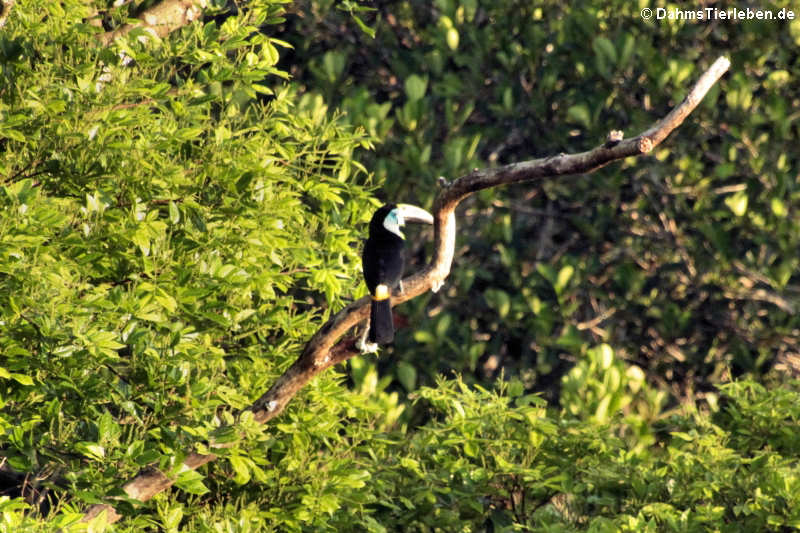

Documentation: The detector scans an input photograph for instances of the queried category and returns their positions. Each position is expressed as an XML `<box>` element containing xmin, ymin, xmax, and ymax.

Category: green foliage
<box><xmin>0</xmin><ymin>0</ymin><xmax>375</xmax><ymax>527</ymax></box>
<box><xmin>166</xmin><ymin>379</ymin><xmax>800</xmax><ymax>531</ymax></box>
<box><xmin>561</xmin><ymin>344</ymin><xmax>665</xmax><ymax>451</ymax></box>
<box><xmin>7</xmin><ymin>372</ymin><xmax>797</xmax><ymax>532</ymax></box>
<box><xmin>1</xmin><ymin>0</ymin><xmax>799</xmax><ymax>531</ymax></box>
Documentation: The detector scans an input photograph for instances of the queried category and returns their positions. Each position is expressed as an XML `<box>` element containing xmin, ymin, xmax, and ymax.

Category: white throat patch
<box><xmin>383</xmin><ymin>209</ymin><xmax>405</xmax><ymax>239</ymax></box>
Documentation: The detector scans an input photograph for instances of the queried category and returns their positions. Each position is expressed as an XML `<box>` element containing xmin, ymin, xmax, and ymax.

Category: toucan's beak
<box><xmin>396</xmin><ymin>204</ymin><xmax>434</xmax><ymax>225</ymax></box>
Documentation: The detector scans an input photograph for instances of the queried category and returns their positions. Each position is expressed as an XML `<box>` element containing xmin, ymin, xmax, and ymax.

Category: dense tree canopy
<box><xmin>0</xmin><ymin>0</ymin><xmax>799</xmax><ymax>531</ymax></box>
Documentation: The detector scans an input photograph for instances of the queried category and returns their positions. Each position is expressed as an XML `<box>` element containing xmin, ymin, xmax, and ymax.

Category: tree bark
<box><xmin>98</xmin><ymin>0</ymin><xmax>208</xmax><ymax>46</ymax></box>
<box><xmin>0</xmin><ymin>0</ymin><xmax>14</xmax><ymax>28</ymax></box>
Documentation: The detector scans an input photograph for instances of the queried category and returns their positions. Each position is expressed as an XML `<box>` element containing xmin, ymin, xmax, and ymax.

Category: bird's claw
<box><xmin>431</xmin><ymin>278</ymin><xmax>444</xmax><ymax>293</ymax></box>
<box><xmin>356</xmin><ymin>337</ymin><xmax>379</xmax><ymax>354</ymax></box>
<box><xmin>356</xmin><ymin>324</ymin><xmax>380</xmax><ymax>354</ymax></box>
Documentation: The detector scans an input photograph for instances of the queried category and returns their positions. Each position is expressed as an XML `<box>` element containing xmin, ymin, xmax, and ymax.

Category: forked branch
<box><xmin>81</xmin><ymin>56</ymin><xmax>731</xmax><ymax>525</ymax></box>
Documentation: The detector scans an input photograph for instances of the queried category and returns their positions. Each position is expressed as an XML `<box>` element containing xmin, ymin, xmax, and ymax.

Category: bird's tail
<box><xmin>368</xmin><ymin>298</ymin><xmax>394</xmax><ymax>344</ymax></box>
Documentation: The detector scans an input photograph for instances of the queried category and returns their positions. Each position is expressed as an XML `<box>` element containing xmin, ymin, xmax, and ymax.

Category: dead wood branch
<box><xmin>98</xmin><ymin>0</ymin><xmax>208</xmax><ymax>46</ymax></box>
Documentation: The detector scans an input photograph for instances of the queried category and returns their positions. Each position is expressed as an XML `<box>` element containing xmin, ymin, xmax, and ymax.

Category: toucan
<box><xmin>360</xmin><ymin>203</ymin><xmax>434</xmax><ymax>349</ymax></box>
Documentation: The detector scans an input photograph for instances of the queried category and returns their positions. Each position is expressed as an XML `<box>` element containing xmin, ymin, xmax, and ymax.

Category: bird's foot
<box><xmin>356</xmin><ymin>325</ymin><xmax>379</xmax><ymax>354</ymax></box>
<box><xmin>431</xmin><ymin>278</ymin><xmax>444</xmax><ymax>293</ymax></box>
<box><xmin>356</xmin><ymin>337</ymin><xmax>379</xmax><ymax>354</ymax></box>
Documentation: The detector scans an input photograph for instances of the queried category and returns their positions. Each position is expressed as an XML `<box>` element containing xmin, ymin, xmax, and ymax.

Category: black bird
<box><xmin>361</xmin><ymin>203</ymin><xmax>433</xmax><ymax>348</ymax></box>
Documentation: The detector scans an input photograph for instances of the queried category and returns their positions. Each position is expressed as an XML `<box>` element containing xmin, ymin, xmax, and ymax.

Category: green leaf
<box><xmin>770</xmin><ymin>197</ymin><xmax>787</xmax><ymax>217</ymax></box>
<box><xmin>484</xmin><ymin>288</ymin><xmax>510</xmax><ymax>318</ymax></box>
<box><xmin>404</xmin><ymin>74</ymin><xmax>428</xmax><ymax>102</ymax></box>
<box><xmin>264</xmin><ymin>41</ymin><xmax>280</xmax><ymax>65</ymax></box>
<box><xmin>463</xmin><ymin>440</ymin><xmax>479</xmax><ymax>458</ymax></box>
<box><xmin>1</xmin><ymin>129</ymin><xmax>27</xmax><ymax>142</ymax></box>
<box><xmin>593</xmin><ymin>37</ymin><xmax>617</xmax><ymax>64</ymax></box>
<box><xmin>554</xmin><ymin>265</ymin><xmax>574</xmax><ymax>295</ymax></box>
<box><xmin>229</xmin><ymin>455</ymin><xmax>251</xmax><ymax>485</ymax></box>
<box><xmin>162</xmin><ymin>506</ymin><xmax>183</xmax><ymax>530</ymax></box>
<box><xmin>175</xmin><ymin>127</ymin><xmax>203</xmax><ymax>141</ymax></box>
<box><xmin>790</xmin><ymin>17</ymin><xmax>800</xmax><ymax>46</ymax></box>
<box><xmin>594</xmin><ymin>394</ymin><xmax>611</xmax><ymax>422</ymax></box>
<box><xmin>413</xmin><ymin>330</ymin><xmax>435</xmax><ymax>344</ymax></box>
<box><xmin>446</xmin><ymin>27</ymin><xmax>459</xmax><ymax>51</ymax></box>
<box><xmin>566</xmin><ymin>104</ymin><xmax>591</xmax><ymax>129</ymax></box>
<box><xmin>168</xmin><ymin>201</ymin><xmax>181</xmax><ymax>224</ymax></box>
<box><xmin>135</xmin><ymin>449</ymin><xmax>161</xmax><ymax>466</ymax></box>
<box><xmin>595</xmin><ymin>344</ymin><xmax>614</xmax><ymax>370</ymax></box>
<box><xmin>98</xmin><ymin>411</ymin><xmax>120</xmax><ymax>444</ymax></box>
<box><xmin>10</xmin><ymin>373</ymin><xmax>34</xmax><ymax>386</ymax></box>
<box><xmin>174</xmin><ymin>470</ymin><xmax>209</xmax><ymax>495</ymax></box>
<box><xmin>352</xmin><ymin>14</ymin><xmax>376</xmax><ymax>38</ymax></box>
<box><xmin>76</xmin><ymin>442</ymin><xmax>105</xmax><ymax>460</ymax></box>
<box><xmin>397</xmin><ymin>361</ymin><xmax>417</xmax><ymax>392</ymax></box>
<box><xmin>724</xmin><ymin>190</ymin><xmax>748</xmax><ymax>217</ymax></box>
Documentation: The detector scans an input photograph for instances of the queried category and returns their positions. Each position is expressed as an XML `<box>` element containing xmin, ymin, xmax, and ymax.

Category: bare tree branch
<box><xmin>80</xmin><ymin>55</ymin><xmax>731</xmax><ymax>526</ymax></box>
<box><xmin>98</xmin><ymin>0</ymin><xmax>208</xmax><ymax>46</ymax></box>
<box><xmin>0</xmin><ymin>0</ymin><xmax>15</xmax><ymax>28</ymax></box>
